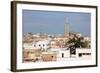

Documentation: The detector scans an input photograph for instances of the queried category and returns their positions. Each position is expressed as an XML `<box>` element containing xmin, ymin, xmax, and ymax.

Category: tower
<box><xmin>64</xmin><ymin>18</ymin><xmax>69</xmax><ymax>36</ymax></box>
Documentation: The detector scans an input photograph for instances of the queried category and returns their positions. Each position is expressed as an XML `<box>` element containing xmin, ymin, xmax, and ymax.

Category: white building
<box><xmin>49</xmin><ymin>48</ymin><xmax>70</xmax><ymax>60</ymax></box>
<box><xmin>76</xmin><ymin>48</ymin><xmax>91</xmax><ymax>59</ymax></box>
<box><xmin>23</xmin><ymin>43</ymin><xmax>34</xmax><ymax>49</ymax></box>
<box><xmin>34</xmin><ymin>40</ymin><xmax>50</xmax><ymax>51</ymax></box>
<box><xmin>23</xmin><ymin>40</ymin><xmax>51</xmax><ymax>51</ymax></box>
<box><xmin>84</xmin><ymin>36</ymin><xmax>91</xmax><ymax>41</ymax></box>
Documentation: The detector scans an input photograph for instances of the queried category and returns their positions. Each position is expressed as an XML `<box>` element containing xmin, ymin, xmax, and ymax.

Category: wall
<box><xmin>0</xmin><ymin>0</ymin><xmax>99</xmax><ymax>73</ymax></box>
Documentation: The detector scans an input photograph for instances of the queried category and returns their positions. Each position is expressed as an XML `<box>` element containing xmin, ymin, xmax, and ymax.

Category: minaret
<box><xmin>64</xmin><ymin>18</ymin><xmax>69</xmax><ymax>36</ymax></box>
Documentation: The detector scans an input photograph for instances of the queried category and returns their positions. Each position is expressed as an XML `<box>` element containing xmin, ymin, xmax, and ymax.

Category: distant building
<box><xmin>41</xmin><ymin>51</ymin><xmax>57</xmax><ymax>61</ymax></box>
<box><xmin>23</xmin><ymin>40</ymin><xmax>51</xmax><ymax>51</ymax></box>
<box><xmin>35</xmin><ymin>40</ymin><xmax>50</xmax><ymax>51</ymax></box>
<box><xmin>84</xmin><ymin>36</ymin><xmax>91</xmax><ymax>41</ymax></box>
<box><xmin>75</xmin><ymin>33</ymin><xmax>82</xmax><ymax>38</ymax></box>
<box><xmin>64</xmin><ymin>18</ymin><xmax>69</xmax><ymax>36</ymax></box>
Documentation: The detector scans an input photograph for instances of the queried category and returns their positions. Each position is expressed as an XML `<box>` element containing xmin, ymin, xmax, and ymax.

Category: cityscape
<box><xmin>22</xmin><ymin>17</ymin><xmax>91</xmax><ymax>63</ymax></box>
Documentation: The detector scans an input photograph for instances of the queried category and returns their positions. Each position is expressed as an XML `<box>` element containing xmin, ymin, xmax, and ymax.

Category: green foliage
<box><xmin>66</xmin><ymin>36</ymin><xmax>90</xmax><ymax>48</ymax></box>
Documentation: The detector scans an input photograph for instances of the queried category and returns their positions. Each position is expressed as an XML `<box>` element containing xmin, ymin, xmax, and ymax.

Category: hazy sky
<box><xmin>22</xmin><ymin>10</ymin><xmax>91</xmax><ymax>36</ymax></box>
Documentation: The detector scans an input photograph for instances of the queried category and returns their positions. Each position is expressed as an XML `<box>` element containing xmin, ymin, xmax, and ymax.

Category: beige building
<box><xmin>41</xmin><ymin>51</ymin><xmax>57</xmax><ymax>61</ymax></box>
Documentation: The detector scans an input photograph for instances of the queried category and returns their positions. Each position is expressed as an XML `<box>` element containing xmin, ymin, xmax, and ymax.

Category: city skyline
<box><xmin>23</xmin><ymin>10</ymin><xmax>91</xmax><ymax>36</ymax></box>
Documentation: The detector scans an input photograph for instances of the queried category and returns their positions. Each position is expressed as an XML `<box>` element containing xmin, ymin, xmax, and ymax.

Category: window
<box><xmin>70</xmin><ymin>47</ymin><xmax>76</xmax><ymax>55</ymax></box>
<box><xmin>51</xmin><ymin>56</ymin><xmax>53</xmax><ymax>58</ymax></box>
<box><xmin>43</xmin><ymin>44</ymin><xmax>45</xmax><ymax>46</ymax></box>
<box><xmin>39</xmin><ymin>44</ymin><xmax>41</xmax><ymax>47</ymax></box>
<box><xmin>82</xmin><ymin>53</ymin><xmax>91</xmax><ymax>55</ymax></box>
<box><xmin>47</xmin><ymin>44</ymin><xmax>50</xmax><ymax>46</ymax></box>
<box><xmin>62</xmin><ymin>53</ymin><xmax>64</xmax><ymax>58</ymax></box>
<box><xmin>79</xmin><ymin>53</ymin><xmax>82</xmax><ymax>57</ymax></box>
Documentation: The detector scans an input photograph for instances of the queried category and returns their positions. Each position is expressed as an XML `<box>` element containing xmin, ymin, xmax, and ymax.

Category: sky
<box><xmin>22</xmin><ymin>10</ymin><xmax>91</xmax><ymax>36</ymax></box>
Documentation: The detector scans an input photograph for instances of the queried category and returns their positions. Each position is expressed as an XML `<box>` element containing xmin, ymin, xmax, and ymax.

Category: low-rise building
<box><xmin>76</xmin><ymin>48</ymin><xmax>91</xmax><ymax>58</ymax></box>
<box><xmin>41</xmin><ymin>51</ymin><xmax>57</xmax><ymax>61</ymax></box>
<box><xmin>49</xmin><ymin>48</ymin><xmax>70</xmax><ymax>60</ymax></box>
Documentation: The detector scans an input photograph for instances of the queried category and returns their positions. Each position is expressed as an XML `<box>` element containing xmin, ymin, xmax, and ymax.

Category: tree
<box><xmin>66</xmin><ymin>36</ymin><xmax>89</xmax><ymax>48</ymax></box>
<box><xmin>81</xmin><ymin>41</ymin><xmax>90</xmax><ymax>48</ymax></box>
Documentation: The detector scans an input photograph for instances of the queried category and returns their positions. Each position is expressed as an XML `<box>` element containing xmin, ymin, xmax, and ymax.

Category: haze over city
<box><xmin>22</xmin><ymin>10</ymin><xmax>91</xmax><ymax>36</ymax></box>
